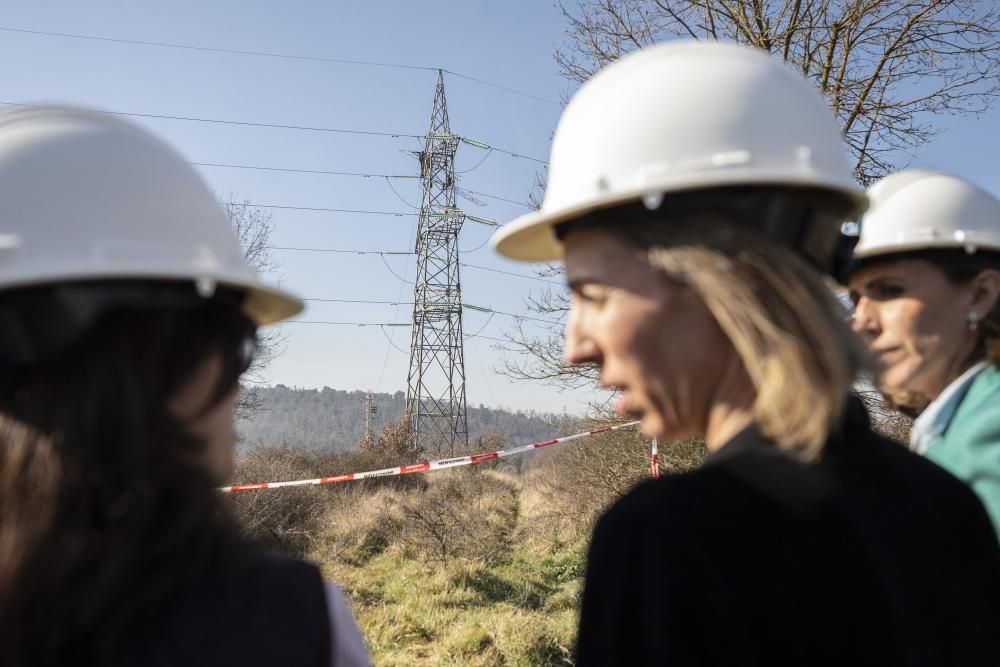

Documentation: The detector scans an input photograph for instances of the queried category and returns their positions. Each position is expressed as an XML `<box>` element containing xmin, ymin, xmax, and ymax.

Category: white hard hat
<box><xmin>854</xmin><ymin>169</ymin><xmax>1000</xmax><ymax>259</ymax></box>
<box><xmin>491</xmin><ymin>40</ymin><xmax>866</xmax><ymax>262</ymax></box>
<box><xmin>0</xmin><ymin>105</ymin><xmax>302</xmax><ymax>325</ymax></box>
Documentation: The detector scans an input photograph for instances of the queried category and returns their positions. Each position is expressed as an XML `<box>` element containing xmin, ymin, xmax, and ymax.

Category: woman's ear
<box><xmin>970</xmin><ymin>269</ymin><xmax>1000</xmax><ymax>319</ymax></box>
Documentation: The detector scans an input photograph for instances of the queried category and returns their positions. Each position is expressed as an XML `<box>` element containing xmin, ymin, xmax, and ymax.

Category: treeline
<box><xmin>238</xmin><ymin>385</ymin><xmax>568</xmax><ymax>451</ymax></box>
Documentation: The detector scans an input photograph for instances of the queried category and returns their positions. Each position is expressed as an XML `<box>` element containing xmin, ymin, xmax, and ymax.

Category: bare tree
<box><xmin>502</xmin><ymin>0</ymin><xmax>1000</xmax><ymax>393</ymax></box>
<box><xmin>557</xmin><ymin>0</ymin><xmax>1000</xmax><ymax>184</ymax></box>
<box><xmin>223</xmin><ymin>197</ymin><xmax>285</xmax><ymax>419</ymax></box>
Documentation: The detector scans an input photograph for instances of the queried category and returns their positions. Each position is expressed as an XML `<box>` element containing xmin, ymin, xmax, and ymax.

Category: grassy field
<box><xmin>309</xmin><ymin>468</ymin><xmax>587</xmax><ymax>666</ymax></box>
<box><xmin>229</xmin><ymin>427</ymin><xmax>704</xmax><ymax>665</ymax></box>
<box><xmin>320</xmin><ymin>540</ymin><xmax>584</xmax><ymax>665</ymax></box>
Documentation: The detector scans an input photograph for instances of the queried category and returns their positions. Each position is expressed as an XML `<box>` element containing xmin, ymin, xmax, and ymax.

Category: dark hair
<box><xmin>856</xmin><ymin>248</ymin><xmax>1000</xmax><ymax>366</ymax></box>
<box><xmin>0</xmin><ymin>289</ymin><xmax>258</xmax><ymax>666</ymax></box>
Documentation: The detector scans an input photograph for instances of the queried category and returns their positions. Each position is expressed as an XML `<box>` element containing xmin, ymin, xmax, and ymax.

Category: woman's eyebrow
<box><xmin>566</xmin><ymin>277</ymin><xmax>596</xmax><ymax>291</ymax></box>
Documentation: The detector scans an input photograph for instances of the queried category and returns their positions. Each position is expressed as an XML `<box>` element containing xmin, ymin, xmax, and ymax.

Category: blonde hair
<box><xmin>622</xmin><ymin>216</ymin><xmax>869</xmax><ymax>461</ymax></box>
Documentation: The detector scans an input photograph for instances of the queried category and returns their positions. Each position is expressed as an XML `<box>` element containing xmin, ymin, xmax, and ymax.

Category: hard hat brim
<box><xmin>492</xmin><ymin>177</ymin><xmax>868</xmax><ymax>262</ymax></box>
<box><xmin>0</xmin><ymin>272</ymin><xmax>303</xmax><ymax>327</ymax></box>
<box><xmin>854</xmin><ymin>237</ymin><xmax>1000</xmax><ymax>261</ymax></box>
<box><xmin>240</xmin><ymin>281</ymin><xmax>304</xmax><ymax>326</ymax></box>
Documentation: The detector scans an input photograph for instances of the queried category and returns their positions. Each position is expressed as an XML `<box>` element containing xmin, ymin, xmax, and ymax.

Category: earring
<box><xmin>968</xmin><ymin>311</ymin><xmax>979</xmax><ymax>332</ymax></box>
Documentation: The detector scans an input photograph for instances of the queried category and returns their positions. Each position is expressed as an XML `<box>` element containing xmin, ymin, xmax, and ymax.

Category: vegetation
<box><xmin>227</xmin><ymin>419</ymin><xmax>706</xmax><ymax>665</ymax></box>
<box><xmin>237</xmin><ymin>385</ymin><xmax>569</xmax><ymax>451</ymax></box>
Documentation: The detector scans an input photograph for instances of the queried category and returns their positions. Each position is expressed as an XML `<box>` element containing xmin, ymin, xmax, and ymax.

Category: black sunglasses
<box><xmin>235</xmin><ymin>331</ymin><xmax>258</xmax><ymax>375</ymax></box>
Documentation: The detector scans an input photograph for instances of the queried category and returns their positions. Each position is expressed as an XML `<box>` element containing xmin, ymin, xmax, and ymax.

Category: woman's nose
<box><xmin>564</xmin><ymin>311</ymin><xmax>600</xmax><ymax>365</ymax></box>
<box><xmin>851</xmin><ymin>297</ymin><xmax>880</xmax><ymax>337</ymax></box>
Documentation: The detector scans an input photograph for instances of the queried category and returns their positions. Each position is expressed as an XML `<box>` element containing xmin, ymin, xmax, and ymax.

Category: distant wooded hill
<box><xmin>237</xmin><ymin>385</ymin><xmax>569</xmax><ymax>451</ymax></box>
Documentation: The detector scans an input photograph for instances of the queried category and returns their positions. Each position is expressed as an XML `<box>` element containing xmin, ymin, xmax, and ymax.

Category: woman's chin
<box><xmin>638</xmin><ymin>413</ymin><xmax>668</xmax><ymax>440</ymax></box>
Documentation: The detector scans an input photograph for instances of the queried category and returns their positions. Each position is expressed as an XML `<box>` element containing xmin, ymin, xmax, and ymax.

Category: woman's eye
<box><xmin>579</xmin><ymin>289</ymin><xmax>608</xmax><ymax>304</ymax></box>
<box><xmin>873</xmin><ymin>283</ymin><xmax>904</xmax><ymax>299</ymax></box>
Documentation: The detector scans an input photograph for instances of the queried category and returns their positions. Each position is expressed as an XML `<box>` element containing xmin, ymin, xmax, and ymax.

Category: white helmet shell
<box><xmin>0</xmin><ymin>105</ymin><xmax>302</xmax><ymax>325</ymax></box>
<box><xmin>491</xmin><ymin>40</ymin><xmax>866</xmax><ymax>262</ymax></box>
<box><xmin>854</xmin><ymin>169</ymin><xmax>1000</xmax><ymax>259</ymax></box>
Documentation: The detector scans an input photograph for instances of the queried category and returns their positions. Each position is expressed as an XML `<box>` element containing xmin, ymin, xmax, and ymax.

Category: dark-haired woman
<box><xmin>0</xmin><ymin>106</ymin><xmax>369</xmax><ymax>666</ymax></box>
<box><xmin>849</xmin><ymin>169</ymin><xmax>1000</xmax><ymax>534</ymax></box>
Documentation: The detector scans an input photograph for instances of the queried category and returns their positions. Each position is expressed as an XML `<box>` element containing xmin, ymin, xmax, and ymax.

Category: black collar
<box><xmin>705</xmin><ymin>395</ymin><xmax>871</xmax><ymax>466</ymax></box>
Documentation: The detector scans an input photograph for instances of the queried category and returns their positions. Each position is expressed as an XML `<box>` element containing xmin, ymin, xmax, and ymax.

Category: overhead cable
<box><xmin>0</xmin><ymin>101</ymin><xmax>549</xmax><ymax>164</ymax></box>
<box><xmin>460</xmin><ymin>263</ymin><xmax>563</xmax><ymax>285</ymax></box>
<box><xmin>220</xmin><ymin>201</ymin><xmax>416</xmax><ymax>216</ymax></box>
<box><xmin>282</xmin><ymin>319</ymin><xmax>501</xmax><ymax>343</ymax></box>
<box><xmin>263</xmin><ymin>246</ymin><xmax>558</xmax><ymax>285</ymax></box>
<box><xmin>267</xmin><ymin>246</ymin><xmax>413</xmax><ymax>255</ymax></box>
<box><xmin>302</xmin><ymin>297</ymin><xmax>413</xmax><ymax>305</ymax></box>
<box><xmin>285</xmin><ymin>320</ymin><xmax>410</xmax><ymax>327</ymax></box>
<box><xmin>0</xmin><ymin>26</ymin><xmax>560</xmax><ymax>105</ymax></box>
<box><xmin>1</xmin><ymin>102</ymin><xmax>426</xmax><ymax>139</ymax></box>
<box><xmin>194</xmin><ymin>161</ymin><xmax>419</xmax><ymax>179</ymax></box>
<box><xmin>197</xmin><ymin>161</ymin><xmax>531</xmax><ymax>208</ymax></box>
<box><xmin>299</xmin><ymin>296</ymin><xmax>560</xmax><ymax>325</ymax></box>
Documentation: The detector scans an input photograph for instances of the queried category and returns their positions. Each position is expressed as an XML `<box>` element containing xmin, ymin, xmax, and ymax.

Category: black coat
<box><xmin>118</xmin><ymin>554</ymin><xmax>331</xmax><ymax>667</ymax></box>
<box><xmin>576</xmin><ymin>401</ymin><xmax>1000</xmax><ymax>666</ymax></box>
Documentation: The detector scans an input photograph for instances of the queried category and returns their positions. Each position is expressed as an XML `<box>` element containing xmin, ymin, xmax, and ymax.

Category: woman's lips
<box><xmin>615</xmin><ymin>391</ymin><xmax>630</xmax><ymax>416</ymax></box>
<box><xmin>875</xmin><ymin>346</ymin><xmax>901</xmax><ymax>362</ymax></box>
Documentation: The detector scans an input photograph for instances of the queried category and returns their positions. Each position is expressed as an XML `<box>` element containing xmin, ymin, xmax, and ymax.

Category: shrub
<box><xmin>227</xmin><ymin>444</ymin><xmax>426</xmax><ymax>556</ymax></box>
<box><xmin>522</xmin><ymin>421</ymin><xmax>706</xmax><ymax>541</ymax></box>
<box><xmin>389</xmin><ymin>469</ymin><xmax>519</xmax><ymax>566</ymax></box>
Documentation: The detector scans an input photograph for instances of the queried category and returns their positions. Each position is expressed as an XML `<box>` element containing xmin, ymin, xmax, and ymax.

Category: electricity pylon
<box><xmin>405</xmin><ymin>70</ymin><xmax>469</xmax><ymax>456</ymax></box>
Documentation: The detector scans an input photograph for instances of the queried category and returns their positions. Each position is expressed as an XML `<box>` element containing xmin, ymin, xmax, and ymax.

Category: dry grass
<box><xmin>521</xmin><ymin>428</ymin><xmax>706</xmax><ymax>544</ymax></box>
<box><xmin>229</xmin><ymin>429</ymin><xmax>696</xmax><ymax>665</ymax></box>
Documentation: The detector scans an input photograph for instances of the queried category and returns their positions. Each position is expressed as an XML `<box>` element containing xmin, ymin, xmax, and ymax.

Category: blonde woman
<box><xmin>848</xmin><ymin>170</ymin><xmax>1000</xmax><ymax>532</ymax></box>
<box><xmin>491</xmin><ymin>42</ymin><xmax>1000</xmax><ymax>666</ymax></box>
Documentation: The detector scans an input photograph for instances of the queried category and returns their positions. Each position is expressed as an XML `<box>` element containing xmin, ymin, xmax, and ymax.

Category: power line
<box><xmin>459</xmin><ymin>236</ymin><xmax>493</xmax><ymax>254</ymax></box>
<box><xmin>460</xmin><ymin>263</ymin><xmax>563</xmax><ymax>285</ymax></box>
<box><xmin>383</xmin><ymin>176</ymin><xmax>420</xmax><ymax>209</ymax></box>
<box><xmin>462</xmin><ymin>305</ymin><xmax>560</xmax><ymax>325</ymax></box>
<box><xmin>282</xmin><ymin>319</ymin><xmax>501</xmax><ymax>342</ymax></box>
<box><xmin>302</xmin><ymin>297</ymin><xmax>413</xmax><ymax>305</ymax></box>
<box><xmin>465</xmin><ymin>312</ymin><xmax>496</xmax><ymax>339</ymax></box>
<box><xmin>221</xmin><ymin>201</ymin><xmax>416</xmax><ymax>216</ymax></box>
<box><xmin>378</xmin><ymin>214</ymin><xmax>419</xmax><ymax>392</ymax></box>
<box><xmin>460</xmin><ymin>187</ymin><xmax>533</xmax><ymax>208</ymax></box>
<box><xmin>195</xmin><ymin>161</ymin><xmax>418</xmax><ymax>179</ymax></box>
<box><xmin>285</xmin><ymin>320</ymin><xmax>410</xmax><ymax>327</ymax></box>
<box><xmin>378</xmin><ymin>324</ymin><xmax>410</xmax><ymax>355</ymax></box>
<box><xmin>0</xmin><ymin>102</ymin><xmax>549</xmax><ymax>164</ymax></box>
<box><xmin>456</xmin><ymin>148</ymin><xmax>493</xmax><ymax>174</ymax></box>
<box><xmin>0</xmin><ymin>25</ymin><xmax>560</xmax><ymax>106</ymax></box>
<box><xmin>468</xmin><ymin>333</ymin><xmax>507</xmax><ymax>344</ymax></box>
<box><xmin>299</xmin><ymin>296</ymin><xmax>560</xmax><ymax>325</ymax></box>
<box><xmin>444</xmin><ymin>71</ymin><xmax>560</xmax><ymax>106</ymax></box>
<box><xmin>196</xmin><ymin>160</ymin><xmax>533</xmax><ymax>208</ymax></box>
<box><xmin>380</xmin><ymin>254</ymin><xmax>414</xmax><ymax>284</ymax></box>
<box><xmin>267</xmin><ymin>246</ymin><xmax>412</xmax><ymax>255</ymax></box>
<box><xmin>264</xmin><ymin>246</ymin><xmax>560</xmax><ymax>285</ymax></box>
<box><xmin>3</xmin><ymin>102</ymin><xmax>427</xmax><ymax>139</ymax></box>
<box><xmin>473</xmin><ymin>143</ymin><xmax>548</xmax><ymax>165</ymax></box>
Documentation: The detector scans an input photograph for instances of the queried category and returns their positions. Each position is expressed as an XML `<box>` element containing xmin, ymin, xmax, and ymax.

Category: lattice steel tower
<box><xmin>406</xmin><ymin>70</ymin><xmax>468</xmax><ymax>456</ymax></box>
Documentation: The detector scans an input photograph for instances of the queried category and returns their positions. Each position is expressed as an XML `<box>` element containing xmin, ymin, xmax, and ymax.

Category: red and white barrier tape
<box><xmin>222</xmin><ymin>421</ymin><xmax>641</xmax><ymax>492</ymax></box>
<box><xmin>651</xmin><ymin>438</ymin><xmax>660</xmax><ymax>479</ymax></box>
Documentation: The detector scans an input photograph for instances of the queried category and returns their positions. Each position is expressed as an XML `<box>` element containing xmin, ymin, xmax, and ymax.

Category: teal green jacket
<box><xmin>926</xmin><ymin>364</ymin><xmax>1000</xmax><ymax>536</ymax></box>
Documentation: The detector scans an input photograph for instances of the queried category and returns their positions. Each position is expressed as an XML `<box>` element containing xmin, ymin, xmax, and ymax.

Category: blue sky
<box><xmin>3</xmin><ymin>1</ymin><xmax>999</xmax><ymax>415</ymax></box>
